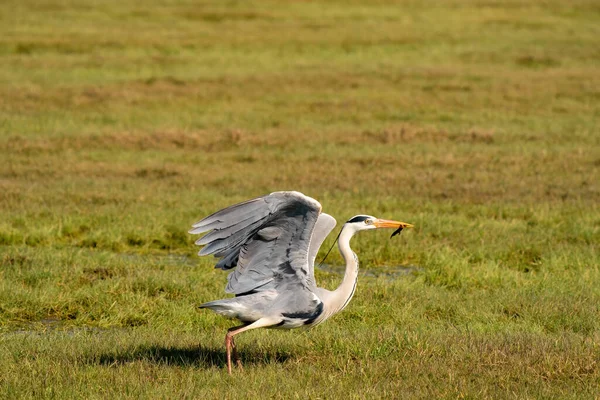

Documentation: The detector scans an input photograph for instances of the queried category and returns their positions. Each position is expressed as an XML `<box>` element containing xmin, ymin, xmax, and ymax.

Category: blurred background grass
<box><xmin>0</xmin><ymin>0</ymin><xmax>599</xmax><ymax>398</ymax></box>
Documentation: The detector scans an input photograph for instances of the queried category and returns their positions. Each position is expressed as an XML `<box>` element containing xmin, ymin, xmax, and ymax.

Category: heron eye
<box><xmin>365</xmin><ymin>219</ymin><xmax>373</xmax><ymax>225</ymax></box>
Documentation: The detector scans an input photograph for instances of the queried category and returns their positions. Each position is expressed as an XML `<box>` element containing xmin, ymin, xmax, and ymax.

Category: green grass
<box><xmin>1</xmin><ymin>0</ymin><xmax>599</xmax><ymax>398</ymax></box>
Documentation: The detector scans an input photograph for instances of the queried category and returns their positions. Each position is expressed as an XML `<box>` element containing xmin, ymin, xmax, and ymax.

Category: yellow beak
<box><xmin>373</xmin><ymin>219</ymin><xmax>414</xmax><ymax>229</ymax></box>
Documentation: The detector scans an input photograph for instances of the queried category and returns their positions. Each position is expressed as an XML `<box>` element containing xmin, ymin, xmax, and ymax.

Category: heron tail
<box><xmin>198</xmin><ymin>299</ymin><xmax>245</xmax><ymax>320</ymax></box>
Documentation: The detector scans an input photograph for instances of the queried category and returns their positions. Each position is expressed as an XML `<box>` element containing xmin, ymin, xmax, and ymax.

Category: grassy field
<box><xmin>1</xmin><ymin>0</ymin><xmax>599</xmax><ymax>398</ymax></box>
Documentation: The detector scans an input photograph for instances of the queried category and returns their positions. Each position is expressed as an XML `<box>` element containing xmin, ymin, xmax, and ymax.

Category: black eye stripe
<box><xmin>347</xmin><ymin>215</ymin><xmax>370</xmax><ymax>223</ymax></box>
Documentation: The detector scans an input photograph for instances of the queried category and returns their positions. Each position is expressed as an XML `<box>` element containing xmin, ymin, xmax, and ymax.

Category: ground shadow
<box><xmin>95</xmin><ymin>344</ymin><xmax>294</xmax><ymax>369</ymax></box>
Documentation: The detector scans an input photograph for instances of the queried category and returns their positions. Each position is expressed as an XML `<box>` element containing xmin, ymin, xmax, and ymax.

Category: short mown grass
<box><xmin>1</xmin><ymin>0</ymin><xmax>599</xmax><ymax>398</ymax></box>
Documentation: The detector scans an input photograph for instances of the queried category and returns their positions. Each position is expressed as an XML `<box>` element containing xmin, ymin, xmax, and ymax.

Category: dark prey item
<box><xmin>390</xmin><ymin>227</ymin><xmax>404</xmax><ymax>238</ymax></box>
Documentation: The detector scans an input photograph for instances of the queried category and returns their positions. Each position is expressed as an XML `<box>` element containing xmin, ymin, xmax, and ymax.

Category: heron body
<box><xmin>189</xmin><ymin>191</ymin><xmax>412</xmax><ymax>373</ymax></box>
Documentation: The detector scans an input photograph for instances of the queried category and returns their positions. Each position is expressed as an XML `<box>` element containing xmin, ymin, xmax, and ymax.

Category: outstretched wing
<box><xmin>308</xmin><ymin>213</ymin><xmax>337</xmax><ymax>269</ymax></box>
<box><xmin>189</xmin><ymin>191</ymin><xmax>322</xmax><ymax>295</ymax></box>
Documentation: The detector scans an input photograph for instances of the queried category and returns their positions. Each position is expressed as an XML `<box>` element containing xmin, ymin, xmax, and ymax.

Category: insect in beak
<box><xmin>373</xmin><ymin>219</ymin><xmax>414</xmax><ymax>238</ymax></box>
<box><xmin>391</xmin><ymin>227</ymin><xmax>404</xmax><ymax>238</ymax></box>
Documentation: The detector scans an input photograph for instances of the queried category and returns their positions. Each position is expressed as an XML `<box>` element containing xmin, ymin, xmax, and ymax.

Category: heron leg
<box><xmin>225</xmin><ymin>326</ymin><xmax>243</xmax><ymax>375</ymax></box>
<box><xmin>225</xmin><ymin>328</ymin><xmax>245</xmax><ymax>374</ymax></box>
<box><xmin>223</xmin><ymin>317</ymin><xmax>280</xmax><ymax>375</ymax></box>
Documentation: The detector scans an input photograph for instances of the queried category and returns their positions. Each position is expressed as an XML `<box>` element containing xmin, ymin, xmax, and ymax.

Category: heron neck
<box><xmin>331</xmin><ymin>225</ymin><xmax>359</xmax><ymax>314</ymax></box>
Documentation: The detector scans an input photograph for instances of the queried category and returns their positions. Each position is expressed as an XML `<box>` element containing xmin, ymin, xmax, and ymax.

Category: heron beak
<box><xmin>373</xmin><ymin>219</ymin><xmax>414</xmax><ymax>230</ymax></box>
<box><xmin>374</xmin><ymin>219</ymin><xmax>414</xmax><ymax>238</ymax></box>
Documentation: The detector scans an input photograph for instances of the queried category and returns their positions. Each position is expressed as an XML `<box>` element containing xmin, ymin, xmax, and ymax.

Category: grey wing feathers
<box><xmin>189</xmin><ymin>191</ymin><xmax>322</xmax><ymax>295</ymax></box>
<box><xmin>308</xmin><ymin>213</ymin><xmax>337</xmax><ymax>268</ymax></box>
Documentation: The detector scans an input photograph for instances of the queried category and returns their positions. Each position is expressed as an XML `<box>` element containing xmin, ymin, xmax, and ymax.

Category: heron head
<box><xmin>345</xmin><ymin>215</ymin><xmax>414</xmax><ymax>235</ymax></box>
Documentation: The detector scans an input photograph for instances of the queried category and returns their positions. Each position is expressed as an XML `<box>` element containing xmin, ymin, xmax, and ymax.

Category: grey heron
<box><xmin>189</xmin><ymin>191</ymin><xmax>413</xmax><ymax>374</ymax></box>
